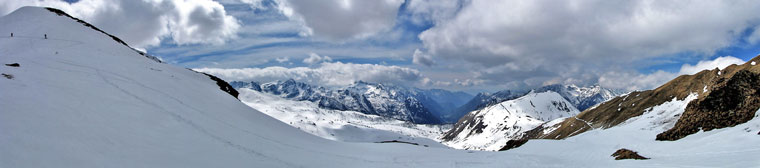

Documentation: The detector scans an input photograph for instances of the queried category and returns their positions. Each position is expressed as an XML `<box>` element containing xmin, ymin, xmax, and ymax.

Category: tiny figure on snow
<box><xmin>10</xmin><ymin>33</ymin><xmax>12</xmax><ymax>37</ymax></box>
<box><xmin>44</xmin><ymin>34</ymin><xmax>47</xmax><ymax>39</ymax></box>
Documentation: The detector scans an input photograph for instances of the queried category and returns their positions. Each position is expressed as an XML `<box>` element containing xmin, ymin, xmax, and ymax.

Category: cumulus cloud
<box><xmin>412</xmin><ymin>49</ymin><xmax>435</xmax><ymax>66</ymax></box>
<box><xmin>248</xmin><ymin>0</ymin><xmax>404</xmax><ymax>40</ymax></box>
<box><xmin>600</xmin><ymin>56</ymin><xmax>745</xmax><ymax>91</ymax></box>
<box><xmin>302</xmin><ymin>52</ymin><xmax>332</xmax><ymax>65</ymax></box>
<box><xmin>0</xmin><ymin>0</ymin><xmax>240</xmax><ymax>47</ymax></box>
<box><xmin>749</xmin><ymin>25</ymin><xmax>760</xmax><ymax>45</ymax></box>
<box><xmin>403</xmin><ymin>0</ymin><xmax>462</xmax><ymax>25</ymax></box>
<box><xmin>195</xmin><ymin>62</ymin><xmax>426</xmax><ymax>87</ymax></box>
<box><xmin>417</xmin><ymin>0</ymin><xmax>760</xmax><ymax>89</ymax></box>
<box><xmin>678</xmin><ymin>56</ymin><xmax>745</xmax><ymax>75</ymax></box>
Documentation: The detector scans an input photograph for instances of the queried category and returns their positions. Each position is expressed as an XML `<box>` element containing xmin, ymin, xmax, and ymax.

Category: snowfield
<box><xmin>238</xmin><ymin>88</ymin><xmax>450</xmax><ymax>148</ymax></box>
<box><xmin>1</xmin><ymin>6</ymin><xmax>759</xmax><ymax>168</ymax></box>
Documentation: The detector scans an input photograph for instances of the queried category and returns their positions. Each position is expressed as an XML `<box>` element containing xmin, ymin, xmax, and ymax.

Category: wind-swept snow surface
<box><xmin>2</xmin><ymin>7</ymin><xmax>759</xmax><ymax>168</ymax></box>
<box><xmin>238</xmin><ymin>88</ymin><xmax>449</xmax><ymax>148</ymax></box>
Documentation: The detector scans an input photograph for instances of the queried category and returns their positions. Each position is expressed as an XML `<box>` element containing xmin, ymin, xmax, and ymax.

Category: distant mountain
<box><xmin>236</xmin><ymin>87</ymin><xmax>450</xmax><ymax>148</ymax></box>
<box><xmin>534</xmin><ymin>84</ymin><xmax>623</xmax><ymax>111</ymax></box>
<box><xmin>230</xmin><ymin>80</ymin><xmax>472</xmax><ymax>124</ymax></box>
<box><xmin>450</xmin><ymin>84</ymin><xmax>621</xmax><ymax>124</ymax></box>
<box><xmin>450</xmin><ymin>90</ymin><xmax>528</xmax><ymax>123</ymax></box>
<box><xmin>441</xmin><ymin>91</ymin><xmax>579</xmax><ymax>151</ymax></box>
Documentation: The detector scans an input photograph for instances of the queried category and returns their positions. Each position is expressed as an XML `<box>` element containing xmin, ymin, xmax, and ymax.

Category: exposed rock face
<box><xmin>657</xmin><ymin>69</ymin><xmax>760</xmax><ymax>140</ymax></box>
<box><xmin>523</xmin><ymin>55</ymin><xmax>760</xmax><ymax>141</ymax></box>
<box><xmin>611</xmin><ymin>148</ymin><xmax>649</xmax><ymax>160</ymax></box>
<box><xmin>498</xmin><ymin>139</ymin><xmax>528</xmax><ymax>151</ymax></box>
<box><xmin>202</xmin><ymin>73</ymin><xmax>239</xmax><ymax>99</ymax></box>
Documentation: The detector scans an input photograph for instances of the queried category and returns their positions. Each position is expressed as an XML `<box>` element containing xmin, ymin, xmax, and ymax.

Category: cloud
<box><xmin>0</xmin><ymin>0</ymin><xmax>240</xmax><ymax>47</ymax></box>
<box><xmin>403</xmin><ymin>0</ymin><xmax>462</xmax><ymax>25</ymax></box>
<box><xmin>417</xmin><ymin>0</ymin><xmax>760</xmax><ymax>89</ymax></box>
<box><xmin>195</xmin><ymin>62</ymin><xmax>426</xmax><ymax>87</ymax></box>
<box><xmin>678</xmin><ymin>56</ymin><xmax>745</xmax><ymax>75</ymax></box>
<box><xmin>249</xmin><ymin>0</ymin><xmax>404</xmax><ymax>40</ymax></box>
<box><xmin>749</xmin><ymin>25</ymin><xmax>760</xmax><ymax>44</ymax></box>
<box><xmin>412</xmin><ymin>49</ymin><xmax>435</xmax><ymax>66</ymax></box>
<box><xmin>275</xmin><ymin>57</ymin><xmax>289</xmax><ymax>63</ymax></box>
<box><xmin>600</xmin><ymin>56</ymin><xmax>745</xmax><ymax>91</ymax></box>
<box><xmin>302</xmin><ymin>52</ymin><xmax>332</xmax><ymax>65</ymax></box>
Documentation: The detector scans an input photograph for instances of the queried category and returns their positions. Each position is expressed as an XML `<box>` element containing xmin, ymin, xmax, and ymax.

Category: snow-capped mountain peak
<box><xmin>441</xmin><ymin>91</ymin><xmax>579</xmax><ymax>151</ymax></box>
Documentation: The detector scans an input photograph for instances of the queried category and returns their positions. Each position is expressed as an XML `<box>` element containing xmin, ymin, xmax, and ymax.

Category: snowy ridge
<box><xmin>453</xmin><ymin>84</ymin><xmax>620</xmax><ymax>123</ymax></box>
<box><xmin>238</xmin><ymin>88</ymin><xmax>450</xmax><ymax>147</ymax></box>
<box><xmin>442</xmin><ymin>91</ymin><xmax>580</xmax><ymax>151</ymax></box>
<box><xmin>535</xmin><ymin>84</ymin><xmax>623</xmax><ymax>111</ymax></box>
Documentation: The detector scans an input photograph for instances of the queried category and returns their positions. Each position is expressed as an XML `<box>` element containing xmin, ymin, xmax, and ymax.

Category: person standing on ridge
<box><xmin>44</xmin><ymin>34</ymin><xmax>47</xmax><ymax>39</ymax></box>
<box><xmin>10</xmin><ymin>33</ymin><xmax>12</xmax><ymax>37</ymax></box>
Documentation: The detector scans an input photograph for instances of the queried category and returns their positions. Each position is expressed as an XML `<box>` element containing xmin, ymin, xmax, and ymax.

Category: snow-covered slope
<box><xmin>3</xmin><ymin>7</ymin><xmax>759</xmax><ymax>168</ymax></box>
<box><xmin>509</xmin><ymin>94</ymin><xmax>760</xmax><ymax>167</ymax></box>
<box><xmin>442</xmin><ymin>91</ymin><xmax>580</xmax><ymax>151</ymax></box>
<box><xmin>237</xmin><ymin>88</ymin><xmax>449</xmax><ymax>148</ymax></box>
<box><xmin>451</xmin><ymin>84</ymin><xmax>620</xmax><ymax>123</ymax></box>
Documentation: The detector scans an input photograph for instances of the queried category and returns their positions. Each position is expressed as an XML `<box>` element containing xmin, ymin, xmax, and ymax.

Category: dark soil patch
<box><xmin>611</xmin><ymin>148</ymin><xmax>649</xmax><ymax>160</ymax></box>
<box><xmin>5</xmin><ymin>63</ymin><xmax>19</xmax><ymax>67</ymax></box>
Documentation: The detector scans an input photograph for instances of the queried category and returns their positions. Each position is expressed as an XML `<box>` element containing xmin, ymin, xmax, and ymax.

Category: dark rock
<box><xmin>611</xmin><ymin>148</ymin><xmax>649</xmax><ymax>160</ymax></box>
<box><xmin>2</xmin><ymin>73</ymin><xmax>13</xmax><ymax>79</ymax></box>
<box><xmin>375</xmin><ymin>140</ymin><xmax>419</xmax><ymax>146</ymax></box>
<box><xmin>200</xmin><ymin>72</ymin><xmax>239</xmax><ymax>99</ymax></box>
<box><xmin>4</xmin><ymin>63</ymin><xmax>19</xmax><ymax>67</ymax></box>
<box><xmin>657</xmin><ymin>70</ymin><xmax>760</xmax><ymax>141</ymax></box>
<box><xmin>498</xmin><ymin>139</ymin><xmax>528</xmax><ymax>151</ymax></box>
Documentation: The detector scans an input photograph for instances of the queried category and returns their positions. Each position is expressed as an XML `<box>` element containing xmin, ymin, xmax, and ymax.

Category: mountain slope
<box><xmin>451</xmin><ymin>90</ymin><xmax>528</xmax><ymax>123</ymax></box>
<box><xmin>451</xmin><ymin>84</ymin><xmax>620</xmax><ymax>124</ymax></box>
<box><xmin>441</xmin><ymin>91</ymin><xmax>579</xmax><ymax>151</ymax></box>
<box><xmin>237</xmin><ymin>87</ymin><xmax>450</xmax><ymax>148</ymax></box>
<box><xmin>2</xmin><ymin>6</ymin><xmax>759</xmax><ymax>168</ymax></box>
<box><xmin>520</xmin><ymin>54</ymin><xmax>760</xmax><ymax>143</ymax></box>
<box><xmin>231</xmin><ymin>80</ymin><xmax>471</xmax><ymax>124</ymax></box>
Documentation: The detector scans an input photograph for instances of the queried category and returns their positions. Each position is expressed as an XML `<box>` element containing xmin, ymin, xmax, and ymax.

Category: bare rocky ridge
<box><xmin>657</xmin><ymin>62</ymin><xmax>760</xmax><ymax>140</ymax></box>
<box><xmin>518</xmin><ymin>55</ymin><xmax>760</xmax><ymax>143</ymax></box>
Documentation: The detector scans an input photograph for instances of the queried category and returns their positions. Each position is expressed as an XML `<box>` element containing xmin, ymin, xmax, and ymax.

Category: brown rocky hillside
<box><xmin>518</xmin><ymin>55</ymin><xmax>760</xmax><ymax>142</ymax></box>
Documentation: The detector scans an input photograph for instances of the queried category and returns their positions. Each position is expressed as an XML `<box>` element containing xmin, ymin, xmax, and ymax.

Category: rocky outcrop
<box><xmin>202</xmin><ymin>73</ymin><xmax>239</xmax><ymax>99</ymax></box>
<box><xmin>611</xmin><ymin>148</ymin><xmax>649</xmax><ymax>160</ymax></box>
<box><xmin>657</xmin><ymin>69</ymin><xmax>760</xmax><ymax>140</ymax></box>
<box><xmin>523</xmin><ymin>55</ymin><xmax>760</xmax><ymax>142</ymax></box>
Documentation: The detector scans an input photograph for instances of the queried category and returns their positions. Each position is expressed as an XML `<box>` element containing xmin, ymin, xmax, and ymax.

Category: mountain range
<box><xmin>3</xmin><ymin>6</ymin><xmax>759</xmax><ymax>167</ymax></box>
<box><xmin>231</xmin><ymin>80</ymin><xmax>473</xmax><ymax>124</ymax></box>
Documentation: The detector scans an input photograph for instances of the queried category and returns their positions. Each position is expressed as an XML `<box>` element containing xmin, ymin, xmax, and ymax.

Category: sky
<box><xmin>3</xmin><ymin>0</ymin><xmax>760</xmax><ymax>93</ymax></box>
